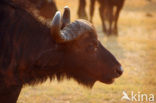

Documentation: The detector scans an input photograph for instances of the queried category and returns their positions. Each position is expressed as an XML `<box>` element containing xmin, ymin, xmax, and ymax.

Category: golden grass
<box><xmin>17</xmin><ymin>0</ymin><xmax>156</xmax><ymax>103</ymax></box>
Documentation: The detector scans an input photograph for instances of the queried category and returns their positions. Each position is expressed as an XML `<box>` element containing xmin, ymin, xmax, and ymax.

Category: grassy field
<box><xmin>17</xmin><ymin>0</ymin><xmax>156</xmax><ymax>103</ymax></box>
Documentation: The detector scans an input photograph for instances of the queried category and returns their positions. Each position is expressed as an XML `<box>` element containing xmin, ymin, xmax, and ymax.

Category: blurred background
<box><xmin>18</xmin><ymin>0</ymin><xmax>156</xmax><ymax>103</ymax></box>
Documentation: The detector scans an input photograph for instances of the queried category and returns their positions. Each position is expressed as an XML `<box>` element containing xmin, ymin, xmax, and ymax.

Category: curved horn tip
<box><xmin>64</xmin><ymin>6</ymin><xmax>69</xmax><ymax>9</ymax></box>
<box><xmin>63</xmin><ymin>6</ymin><xmax>70</xmax><ymax>15</ymax></box>
<box><xmin>52</xmin><ymin>11</ymin><xmax>61</xmax><ymax>25</ymax></box>
<box><xmin>64</xmin><ymin>6</ymin><xmax>70</xmax><ymax>13</ymax></box>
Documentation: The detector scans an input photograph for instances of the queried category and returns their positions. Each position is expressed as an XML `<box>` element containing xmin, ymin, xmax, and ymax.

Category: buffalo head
<box><xmin>45</xmin><ymin>7</ymin><xmax>123</xmax><ymax>87</ymax></box>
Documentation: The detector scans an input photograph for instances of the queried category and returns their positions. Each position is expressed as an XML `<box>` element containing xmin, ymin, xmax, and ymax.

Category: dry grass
<box><xmin>17</xmin><ymin>0</ymin><xmax>156</xmax><ymax>103</ymax></box>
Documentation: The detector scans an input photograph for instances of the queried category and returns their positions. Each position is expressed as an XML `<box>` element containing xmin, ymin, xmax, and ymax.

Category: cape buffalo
<box><xmin>77</xmin><ymin>0</ymin><xmax>88</xmax><ymax>19</ymax></box>
<box><xmin>0</xmin><ymin>0</ymin><xmax>123</xmax><ymax>103</ymax></box>
<box><xmin>28</xmin><ymin>0</ymin><xmax>57</xmax><ymax>19</ymax></box>
<box><xmin>78</xmin><ymin>0</ymin><xmax>125</xmax><ymax>35</ymax></box>
<box><xmin>93</xmin><ymin>0</ymin><xmax>125</xmax><ymax>35</ymax></box>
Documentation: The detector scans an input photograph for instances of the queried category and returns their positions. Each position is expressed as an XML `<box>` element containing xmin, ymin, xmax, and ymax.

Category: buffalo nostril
<box><xmin>116</xmin><ymin>66</ymin><xmax>123</xmax><ymax>75</ymax></box>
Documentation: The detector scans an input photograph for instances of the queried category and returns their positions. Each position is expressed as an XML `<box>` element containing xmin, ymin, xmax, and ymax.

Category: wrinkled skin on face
<box><xmin>60</xmin><ymin>29</ymin><xmax>122</xmax><ymax>86</ymax></box>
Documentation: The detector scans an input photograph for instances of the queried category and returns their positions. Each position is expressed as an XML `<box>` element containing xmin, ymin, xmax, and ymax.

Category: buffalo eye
<box><xmin>87</xmin><ymin>41</ymin><xmax>98</xmax><ymax>52</ymax></box>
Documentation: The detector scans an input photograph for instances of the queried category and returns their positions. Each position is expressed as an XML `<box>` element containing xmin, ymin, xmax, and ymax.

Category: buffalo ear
<box><xmin>61</xmin><ymin>6</ymin><xmax>70</xmax><ymax>29</ymax></box>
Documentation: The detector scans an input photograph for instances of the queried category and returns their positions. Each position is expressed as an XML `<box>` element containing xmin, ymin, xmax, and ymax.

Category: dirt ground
<box><xmin>17</xmin><ymin>0</ymin><xmax>156</xmax><ymax>103</ymax></box>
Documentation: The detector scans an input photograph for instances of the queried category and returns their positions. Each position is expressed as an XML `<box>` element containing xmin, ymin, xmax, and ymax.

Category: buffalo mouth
<box><xmin>100</xmin><ymin>77</ymin><xmax>115</xmax><ymax>84</ymax></box>
<box><xmin>99</xmin><ymin>68</ymin><xmax>123</xmax><ymax>84</ymax></box>
<box><xmin>99</xmin><ymin>75</ymin><xmax>122</xmax><ymax>84</ymax></box>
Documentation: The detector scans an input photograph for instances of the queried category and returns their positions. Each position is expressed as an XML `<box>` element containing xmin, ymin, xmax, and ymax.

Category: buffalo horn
<box><xmin>61</xmin><ymin>6</ymin><xmax>70</xmax><ymax>29</ymax></box>
<box><xmin>51</xmin><ymin>9</ymin><xmax>93</xmax><ymax>43</ymax></box>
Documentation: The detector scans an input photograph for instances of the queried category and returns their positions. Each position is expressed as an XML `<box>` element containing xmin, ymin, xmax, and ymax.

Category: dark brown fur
<box><xmin>96</xmin><ymin>0</ymin><xmax>125</xmax><ymax>35</ymax></box>
<box><xmin>78</xmin><ymin>0</ymin><xmax>125</xmax><ymax>35</ymax></box>
<box><xmin>77</xmin><ymin>0</ymin><xmax>88</xmax><ymax>19</ymax></box>
<box><xmin>29</xmin><ymin>0</ymin><xmax>57</xmax><ymax>19</ymax></box>
<box><xmin>0</xmin><ymin>1</ymin><xmax>123</xmax><ymax>103</ymax></box>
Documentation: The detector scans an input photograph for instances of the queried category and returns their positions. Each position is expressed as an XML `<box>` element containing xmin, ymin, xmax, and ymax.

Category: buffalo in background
<box><xmin>78</xmin><ymin>0</ymin><xmax>125</xmax><ymax>35</ymax></box>
<box><xmin>29</xmin><ymin>0</ymin><xmax>57</xmax><ymax>19</ymax></box>
<box><xmin>77</xmin><ymin>0</ymin><xmax>88</xmax><ymax>19</ymax></box>
<box><xmin>0</xmin><ymin>0</ymin><xmax>123</xmax><ymax>103</ymax></box>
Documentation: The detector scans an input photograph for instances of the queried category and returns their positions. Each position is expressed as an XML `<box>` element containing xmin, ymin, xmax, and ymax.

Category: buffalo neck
<box><xmin>0</xmin><ymin>2</ymin><xmax>64</xmax><ymax>86</ymax></box>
